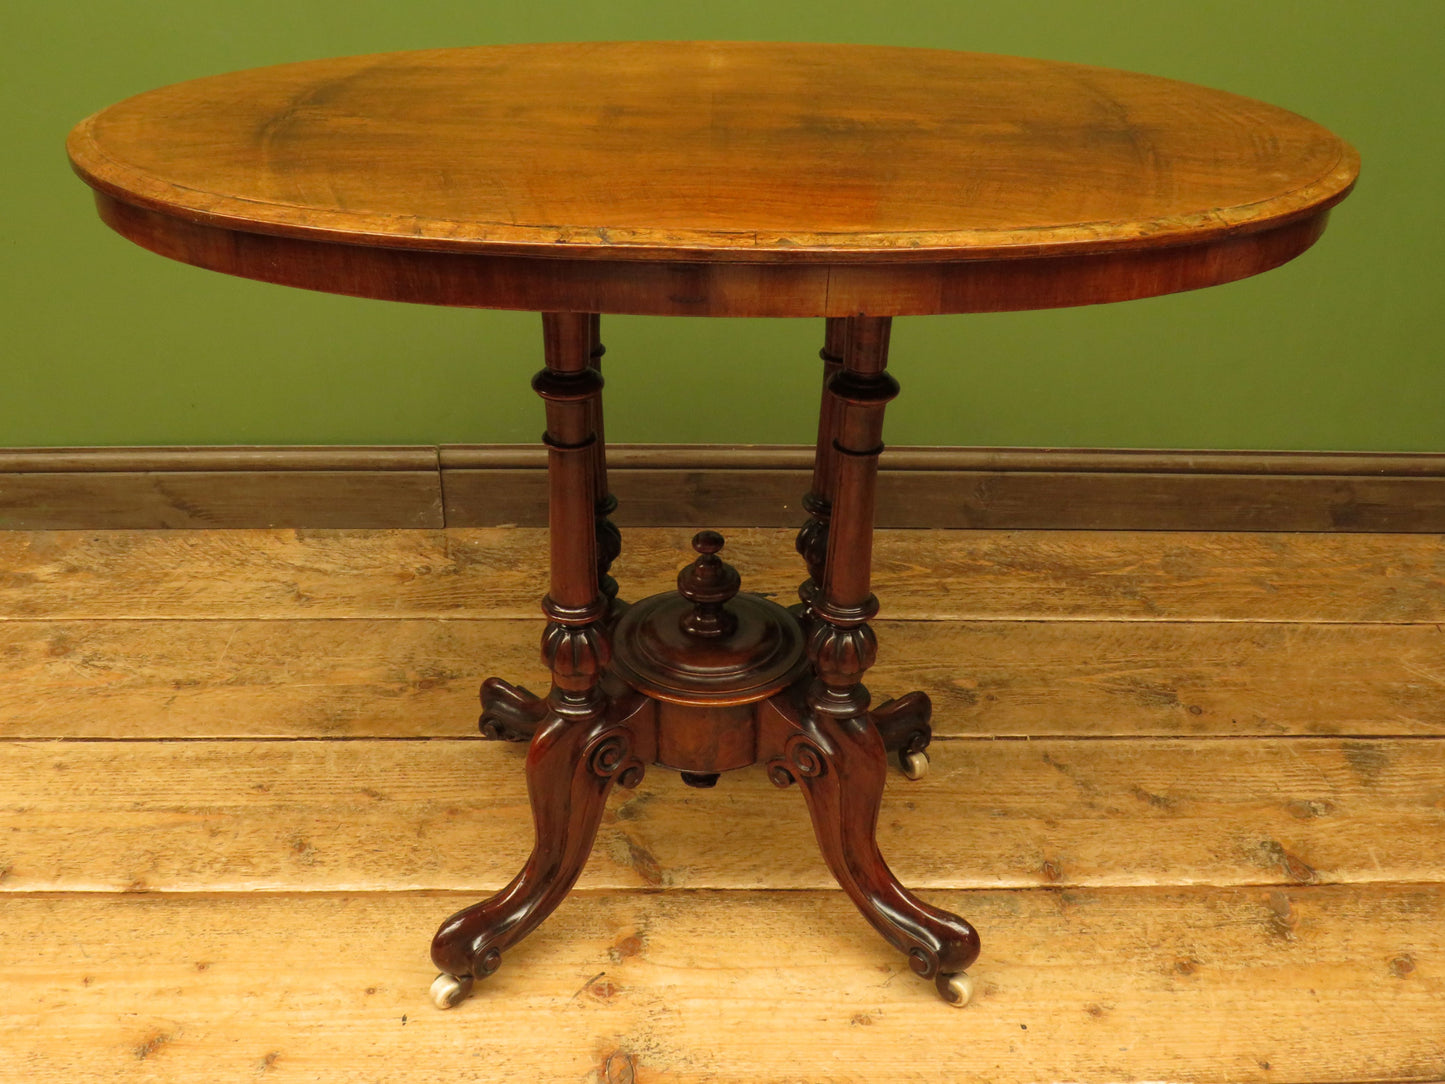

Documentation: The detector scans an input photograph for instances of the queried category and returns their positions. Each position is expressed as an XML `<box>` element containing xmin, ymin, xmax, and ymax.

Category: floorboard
<box><xmin>1</xmin><ymin>887</ymin><xmax>1440</xmax><ymax>1083</ymax></box>
<box><xmin>1</xmin><ymin>528</ymin><xmax>1441</xmax><ymax>622</ymax></box>
<box><xmin>1</xmin><ymin>736</ymin><xmax>1441</xmax><ymax>893</ymax></box>
<box><xmin>0</xmin><ymin>525</ymin><xmax>1441</xmax><ymax>1082</ymax></box>
<box><xmin>1</xmin><ymin>619</ymin><xmax>1439</xmax><ymax>740</ymax></box>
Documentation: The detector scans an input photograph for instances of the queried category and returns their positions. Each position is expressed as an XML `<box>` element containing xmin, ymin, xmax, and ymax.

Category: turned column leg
<box><xmin>589</xmin><ymin>314</ymin><xmax>623</xmax><ymax>614</ymax></box>
<box><xmin>795</xmin><ymin>317</ymin><xmax>848</xmax><ymax>613</ymax></box>
<box><xmin>809</xmin><ymin>314</ymin><xmax>892</xmax><ymax>672</ymax></box>
<box><xmin>534</xmin><ymin>310</ymin><xmax>611</xmax><ymax>667</ymax></box>
<box><xmin>777</xmin><ymin>314</ymin><xmax>978</xmax><ymax>1004</ymax></box>
<box><xmin>804</xmin><ymin>316</ymin><xmax>934</xmax><ymax>777</ymax></box>
<box><xmin>432</xmin><ymin>312</ymin><xmax>643</xmax><ymax>1007</ymax></box>
<box><xmin>478</xmin><ymin>314</ymin><xmax>622</xmax><ymax>743</ymax></box>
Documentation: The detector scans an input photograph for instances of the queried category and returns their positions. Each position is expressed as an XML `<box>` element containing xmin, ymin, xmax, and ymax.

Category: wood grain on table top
<box><xmin>68</xmin><ymin>41</ymin><xmax>1359</xmax><ymax>265</ymax></box>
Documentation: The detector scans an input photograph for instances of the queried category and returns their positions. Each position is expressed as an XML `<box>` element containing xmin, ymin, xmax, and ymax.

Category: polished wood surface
<box><xmin>70</xmin><ymin>42</ymin><xmax>1358</xmax><ymax>315</ymax></box>
<box><xmin>70</xmin><ymin>42</ymin><xmax>1355</xmax><ymax>261</ymax></box>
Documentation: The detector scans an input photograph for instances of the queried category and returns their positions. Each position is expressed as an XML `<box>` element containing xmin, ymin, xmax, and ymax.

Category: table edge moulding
<box><xmin>65</xmin><ymin>40</ymin><xmax>1359</xmax><ymax>1010</ymax></box>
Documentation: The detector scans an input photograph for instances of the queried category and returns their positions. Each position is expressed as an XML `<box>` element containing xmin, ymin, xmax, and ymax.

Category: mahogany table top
<box><xmin>68</xmin><ymin>41</ymin><xmax>1359</xmax><ymax>317</ymax></box>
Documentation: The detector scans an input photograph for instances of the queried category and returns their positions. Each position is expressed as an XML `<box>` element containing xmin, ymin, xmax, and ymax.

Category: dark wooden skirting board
<box><xmin>0</xmin><ymin>447</ymin><xmax>444</xmax><ymax>530</ymax></box>
<box><xmin>1</xmin><ymin>444</ymin><xmax>1442</xmax><ymax>531</ymax></box>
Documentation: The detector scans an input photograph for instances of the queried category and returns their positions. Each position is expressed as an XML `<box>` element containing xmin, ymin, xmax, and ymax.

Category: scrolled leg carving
<box><xmin>760</xmin><ymin>691</ymin><xmax>980</xmax><ymax>1004</ymax></box>
<box><xmin>765</xmin><ymin>730</ymin><xmax>829</xmax><ymax>787</ymax></box>
<box><xmin>586</xmin><ymin>724</ymin><xmax>647</xmax><ymax>789</ymax></box>
<box><xmin>872</xmin><ymin>690</ymin><xmax>934</xmax><ymax>779</ymax></box>
<box><xmin>478</xmin><ymin>677</ymin><xmax>548</xmax><ymax>742</ymax></box>
<box><xmin>430</xmin><ymin>693</ymin><xmax>650</xmax><ymax>1004</ymax></box>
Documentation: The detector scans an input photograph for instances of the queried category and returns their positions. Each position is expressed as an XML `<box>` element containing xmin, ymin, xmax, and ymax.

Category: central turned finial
<box><xmin>677</xmin><ymin>530</ymin><xmax>741</xmax><ymax>638</ymax></box>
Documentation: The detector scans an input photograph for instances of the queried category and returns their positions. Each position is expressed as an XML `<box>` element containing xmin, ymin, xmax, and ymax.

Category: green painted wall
<box><xmin>5</xmin><ymin>2</ymin><xmax>1441</xmax><ymax>450</ymax></box>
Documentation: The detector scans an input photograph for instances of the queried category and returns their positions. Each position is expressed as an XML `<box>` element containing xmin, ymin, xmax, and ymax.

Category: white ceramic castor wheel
<box><xmin>938</xmin><ymin>971</ymin><xmax>974</xmax><ymax>1007</ymax></box>
<box><xmin>430</xmin><ymin>972</ymin><xmax>474</xmax><ymax>1009</ymax></box>
<box><xmin>901</xmin><ymin>750</ymin><xmax>930</xmax><ymax>780</ymax></box>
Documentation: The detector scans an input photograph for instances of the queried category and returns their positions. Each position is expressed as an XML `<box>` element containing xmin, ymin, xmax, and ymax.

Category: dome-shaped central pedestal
<box><xmin>610</xmin><ymin>531</ymin><xmax>808</xmax><ymax>706</ymax></box>
<box><xmin>611</xmin><ymin>590</ymin><xmax>807</xmax><ymax>705</ymax></box>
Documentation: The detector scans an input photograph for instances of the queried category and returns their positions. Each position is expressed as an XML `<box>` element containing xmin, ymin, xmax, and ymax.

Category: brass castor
<box><xmin>901</xmin><ymin>749</ymin><xmax>930</xmax><ymax>780</ymax></box>
<box><xmin>430</xmin><ymin>972</ymin><xmax>474</xmax><ymax>1009</ymax></box>
<box><xmin>937</xmin><ymin>971</ymin><xmax>974</xmax><ymax>1007</ymax></box>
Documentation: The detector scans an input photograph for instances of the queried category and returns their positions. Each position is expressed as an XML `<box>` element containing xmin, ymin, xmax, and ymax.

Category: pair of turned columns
<box><xmin>429</xmin><ymin>313</ymin><xmax>979</xmax><ymax>1009</ymax></box>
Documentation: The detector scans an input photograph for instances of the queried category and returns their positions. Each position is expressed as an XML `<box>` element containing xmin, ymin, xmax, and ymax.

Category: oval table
<box><xmin>68</xmin><ymin>41</ymin><xmax>1359</xmax><ymax>1010</ymax></box>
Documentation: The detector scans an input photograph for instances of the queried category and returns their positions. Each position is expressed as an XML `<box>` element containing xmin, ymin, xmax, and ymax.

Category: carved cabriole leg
<box><xmin>780</xmin><ymin>314</ymin><xmax>978</xmax><ymax>1002</ymax></box>
<box><xmin>430</xmin><ymin>693</ymin><xmax>653</xmax><ymax>1006</ymax></box>
<box><xmin>433</xmin><ymin>312</ymin><xmax>642</xmax><ymax>1007</ymax></box>
<box><xmin>795</xmin><ymin>317</ymin><xmax>848</xmax><ymax>615</ymax></box>
<box><xmin>759</xmin><ymin>691</ymin><xmax>980</xmax><ymax>1003</ymax></box>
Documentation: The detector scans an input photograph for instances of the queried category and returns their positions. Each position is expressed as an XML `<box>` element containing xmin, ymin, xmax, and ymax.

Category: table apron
<box><xmin>95</xmin><ymin>193</ymin><xmax>1331</xmax><ymax>318</ymax></box>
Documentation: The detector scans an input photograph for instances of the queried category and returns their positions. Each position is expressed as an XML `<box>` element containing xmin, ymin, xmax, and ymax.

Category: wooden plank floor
<box><xmin>0</xmin><ymin>526</ymin><xmax>1441</xmax><ymax>1083</ymax></box>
